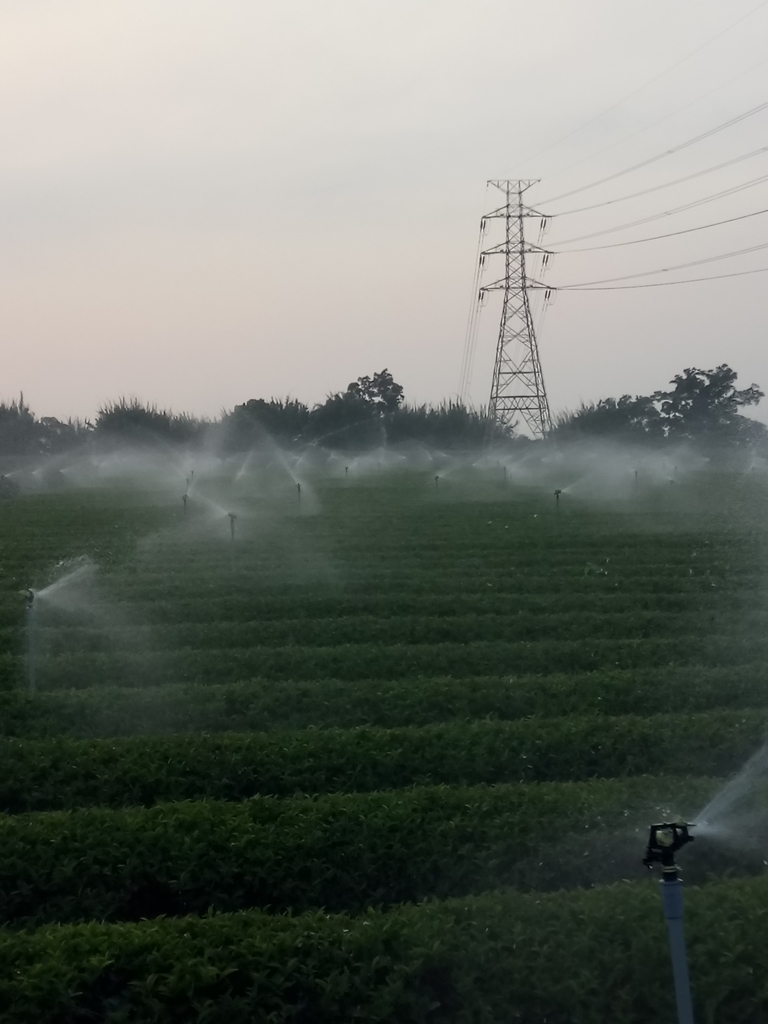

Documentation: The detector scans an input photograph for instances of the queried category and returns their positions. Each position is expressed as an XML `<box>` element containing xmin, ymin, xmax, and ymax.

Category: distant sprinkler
<box><xmin>25</xmin><ymin>590</ymin><xmax>36</xmax><ymax>694</ymax></box>
<box><xmin>554</xmin><ymin>488</ymin><xmax>562</xmax><ymax>512</ymax></box>
<box><xmin>228</xmin><ymin>512</ymin><xmax>237</xmax><ymax>541</ymax></box>
<box><xmin>634</xmin><ymin>469</ymin><xmax>639</xmax><ymax>490</ymax></box>
<box><xmin>182</xmin><ymin>493</ymin><xmax>188</xmax><ymax>515</ymax></box>
<box><xmin>434</xmin><ymin>475</ymin><xmax>440</xmax><ymax>491</ymax></box>
<box><xmin>297</xmin><ymin>482</ymin><xmax>302</xmax><ymax>506</ymax></box>
<box><xmin>503</xmin><ymin>465</ymin><xmax>508</xmax><ymax>486</ymax></box>
<box><xmin>345</xmin><ymin>466</ymin><xmax>349</xmax><ymax>478</ymax></box>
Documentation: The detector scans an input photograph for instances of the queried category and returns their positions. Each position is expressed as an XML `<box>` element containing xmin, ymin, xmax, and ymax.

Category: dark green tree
<box><xmin>653</xmin><ymin>365</ymin><xmax>764</xmax><ymax>445</ymax></box>
<box><xmin>553</xmin><ymin>395</ymin><xmax>663</xmax><ymax>444</ymax></box>
<box><xmin>345</xmin><ymin>369</ymin><xmax>404</xmax><ymax>412</ymax></box>
<box><xmin>223</xmin><ymin>398</ymin><xmax>310</xmax><ymax>448</ymax></box>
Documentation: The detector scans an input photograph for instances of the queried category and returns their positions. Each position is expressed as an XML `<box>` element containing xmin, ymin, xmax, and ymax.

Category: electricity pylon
<box><xmin>481</xmin><ymin>179</ymin><xmax>552</xmax><ymax>437</ymax></box>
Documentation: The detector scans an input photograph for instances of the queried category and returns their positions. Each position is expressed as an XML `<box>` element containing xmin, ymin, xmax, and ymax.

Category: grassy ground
<box><xmin>0</xmin><ymin>465</ymin><xmax>767</xmax><ymax>1021</ymax></box>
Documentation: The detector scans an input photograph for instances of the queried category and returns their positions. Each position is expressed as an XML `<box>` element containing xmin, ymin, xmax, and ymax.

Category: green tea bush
<box><xmin>1</xmin><ymin>664</ymin><xmax>766</xmax><ymax>739</ymax></box>
<box><xmin>0</xmin><ymin>775</ymin><xmax>719</xmax><ymax>926</ymax></box>
<box><xmin>0</xmin><ymin>875</ymin><xmax>767</xmax><ymax>1023</ymax></box>
<box><xmin>0</xmin><ymin>710</ymin><xmax>763</xmax><ymax>811</ymax></box>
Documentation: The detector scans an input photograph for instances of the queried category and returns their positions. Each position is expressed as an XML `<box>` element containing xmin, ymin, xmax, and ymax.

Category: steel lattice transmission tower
<box><xmin>480</xmin><ymin>179</ymin><xmax>552</xmax><ymax>437</ymax></box>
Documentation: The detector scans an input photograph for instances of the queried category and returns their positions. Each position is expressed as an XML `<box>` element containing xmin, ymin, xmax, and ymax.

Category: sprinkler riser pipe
<box><xmin>661</xmin><ymin>878</ymin><xmax>695</xmax><ymax>1024</ymax></box>
<box><xmin>27</xmin><ymin>599</ymin><xmax>36</xmax><ymax>695</ymax></box>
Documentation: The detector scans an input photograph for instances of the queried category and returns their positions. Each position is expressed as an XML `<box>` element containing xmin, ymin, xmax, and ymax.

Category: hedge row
<box><xmin>6</xmin><ymin>633</ymin><xmax>768</xmax><ymax>691</ymax></box>
<box><xmin>0</xmin><ymin>710</ymin><xmax>764</xmax><ymax>811</ymax></box>
<box><xmin>0</xmin><ymin>775</ymin><xmax>721</xmax><ymax>927</ymax></box>
<box><xmin>1</xmin><ymin>665</ymin><xmax>766</xmax><ymax>739</ymax></box>
<box><xmin>43</xmin><ymin>588</ymin><xmax>718</xmax><ymax>624</ymax></box>
<box><xmin>19</xmin><ymin>608</ymin><xmax>746</xmax><ymax>658</ymax></box>
<box><xmin>1</xmin><ymin>875</ymin><xmax>767</xmax><ymax>1023</ymax></box>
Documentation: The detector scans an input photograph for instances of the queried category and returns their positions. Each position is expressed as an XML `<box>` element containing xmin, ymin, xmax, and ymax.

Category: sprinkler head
<box><xmin>643</xmin><ymin>822</ymin><xmax>694</xmax><ymax>874</ymax></box>
<box><xmin>554</xmin><ymin>489</ymin><xmax>562</xmax><ymax>496</ymax></box>
<box><xmin>23</xmin><ymin>589</ymin><xmax>34</xmax><ymax>607</ymax></box>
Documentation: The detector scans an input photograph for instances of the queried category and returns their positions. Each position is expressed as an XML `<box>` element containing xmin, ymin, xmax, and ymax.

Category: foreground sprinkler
<box><xmin>643</xmin><ymin>822</ymin><xmax>696</xmax><ymax>1024</ymax></box>
<box><xmin>25</xmin><ymin>590</ymin><xmax>36</xmax><ymax>694</ymax></box>
<box><xmin>182</xmin><ymin>493</ymin><xmax>188</xmax><ymax>515</ymax></box>
<box><xmin>297</xmin><ymin>482</ymin><xmax>302</xmax><ymax>505</ymax></box>
<box><xmin>435</xmin><ymin>475</ymin><xmax>440</xmax><ymax>491</ymax></box>
<box><xmin>228</xmin><ymin>512</ymin><xmax>237</xmax><ymax>541</ymax></box>
<box><xmin>554</xmin><ymin>488</ymin><xmax>562</xmax><ymax>512</ymax></box>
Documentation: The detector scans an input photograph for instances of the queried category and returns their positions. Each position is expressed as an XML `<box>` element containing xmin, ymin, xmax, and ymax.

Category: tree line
<box><xmin>0</xmin><ymin>364</ymin><xmax>764</xmax><ymax>457</ymax></box>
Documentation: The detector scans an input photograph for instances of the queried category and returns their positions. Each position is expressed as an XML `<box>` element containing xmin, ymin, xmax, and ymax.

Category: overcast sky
<box><xmin>2</xmin><ymin>0</ymin><xmax>768</xmax><ymax>423</ymax></box>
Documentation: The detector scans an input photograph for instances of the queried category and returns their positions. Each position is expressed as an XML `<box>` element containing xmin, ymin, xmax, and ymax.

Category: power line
<box><xmin>556</xmin><ymin>240</ymin><xmax>768</xmax><ymax>289</ymax></box>
<box><xmin>505</xmin><ymin>0</ymin><xmax>768</xmax><ymax>174</ymax></box>
<box><xmin>541</xmin><ymin>265</ymin><xmax>768</xmax><ymax>290</ymax></box>
<box><xmin>556</xmin><ymin>207</ymin><xmax>768</xmax><ymax>252</ymax></box>
<box><xmin>538</xmin><ymin>100</ymin><xmax>768</xmax><ymax>205</ymax></box>
<box><xmin>550</xmin><ymin>145</ymin><xmax>768</xmax><ymax>216</ymax></box>
<box><xmin>551</xmin><ymin>171</ymin><xmax>768</xmax><ymax>245</ymax></box>
<box><xmin>536</xmin><ymin>53</ymin><xmax>768</xmax><ymax>183</ymax></box>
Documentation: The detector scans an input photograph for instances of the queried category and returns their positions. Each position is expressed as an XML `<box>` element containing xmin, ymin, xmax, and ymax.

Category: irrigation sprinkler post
<box><xmin>182</xmin><ymin>494</ymin><xmax>188</xmax><ymax>515</ymax></box>
<box><xmin>297</xmin><ymin>482</ymin><xmax>302</xmax><ymax>507</ymax></box>
<box><xmin>228</xmin><ymin>513</ymin><xmax>237</xmax><ymax>542</ymax></box>
<box><xmin>25</xmin><ymin>590</ymin><xmax>36</xmax><ymax>695</ymax></box>
<box><xmin>554</xmin><ymin>489</ymin><xmax>561</xmax><ymax>513</ymax></box>
<box><xmin>435</xmin><ymin>475</ymin><xmax>440</xmax><ymax>492</ymax></box>
<box><xmin>643</xmin><ymin>823</ymin><xmax>696</xmax><ymax>1024</ymax></box>
<box><xmin>503</xmin><ymin>465</ymin><xmax>508</xmax><ymax>487</ymax></box>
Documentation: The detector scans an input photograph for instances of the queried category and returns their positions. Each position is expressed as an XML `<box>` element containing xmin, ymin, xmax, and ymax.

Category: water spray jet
<box><xmin>643</xmin><ymin>822</ymin><xmax>695</xmax><ymax>1024</ymax></box>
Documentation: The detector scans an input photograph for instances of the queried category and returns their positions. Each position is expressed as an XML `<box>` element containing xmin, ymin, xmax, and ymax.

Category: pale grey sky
<box><xmin>2</xmin><ymin>0</ymin><xmax>768</xmax><ymax>421</ymax></box>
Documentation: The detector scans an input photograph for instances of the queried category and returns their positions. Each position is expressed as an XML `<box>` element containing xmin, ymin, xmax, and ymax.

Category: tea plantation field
<box><xmin>1</xmin><ymin>466</ymin><xmax>768</xmax><ymax>1022</ymax></box>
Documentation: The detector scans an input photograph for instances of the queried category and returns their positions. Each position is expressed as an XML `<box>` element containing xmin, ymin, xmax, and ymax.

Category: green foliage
<box><xmin>222</xmin><ymin>398</ymin><xmax>311</xmax><ymax>447</ymax></box>
<box><xmin>0</xmin><ymin>663</ymin><xmax>764</xmax><ymax>739</ymax></box>
<box><xmin>654</xmin><ymin>364</ymin><xmax>765</xmax><ymax>446</ymax></box>
<box><xmin>1</xmin><ymin>877</ymin><xmax>768</xmax><ymax>1022</ymax></box>
<box><xmin>345</xmin><ymin>368</ymin><xmax>404</xmax><ymax>411</ymax></box>
<box><xmin>94</xmin><ymin>398</ymin><xmax>209</xmax><ymax>446</ymax></box>
<box><xmin>554</xmin><ymin>363</ymin><xmax>766</xmax><ymax>450</ymax></box>
<box><xmin>0</xmin><ymin>710</ymin><xmax>764</xmax><ymax>812</ymax></box>
<box><xmin>1</xmin><ymin>473</ymin><xmax>768</xmax><ymax>1016</ymax></box>
<box><xmin>0</xmin><ymin>775</ymin><xmax>721</xmax><ymax>927</ymax></box>
<box><xmin>0</xmin><ymin>395</ymin><xmax>89</xmax><ymax>457</ymax></box>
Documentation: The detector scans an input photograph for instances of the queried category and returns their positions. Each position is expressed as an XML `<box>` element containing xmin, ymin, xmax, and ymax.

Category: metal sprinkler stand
<box><xmin>435</xmin><ymin>475</ymin><xmax>440</xmax><ymax>491</ymax></box>
<box><xmin>554</xmin><ymin>488</ymin><xmax>561</xmax><ymax>512</ymax></box>
<box><xmin>228</xmin><ymin>512</ymin><xmax>237</xmax><ymax>542</ymax></box>
<box><xmin>297</xmin><ymin>482</ymin><xmax>302</xmax><ymax>505</ymax></box>
<box><xmin>643</xmin><ymin>822</ymin><xmax>696</xmax><ymax>1024</ymax></box>
<box><xmin>25</xmin><ymin>590</ymin><xmax>36</xmax><ymax>695</ymax></box>
<box><xmin>182</xmin><ymin>493</ymin><xmax>188</xmax><ymax>515</ymax></box>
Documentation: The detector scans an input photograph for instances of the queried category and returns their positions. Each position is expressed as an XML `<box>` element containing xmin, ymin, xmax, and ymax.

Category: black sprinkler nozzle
<box><xmin>643</xmin><ymin>822</ymin><xmax>694</xmax><ymax>873</ymax></box>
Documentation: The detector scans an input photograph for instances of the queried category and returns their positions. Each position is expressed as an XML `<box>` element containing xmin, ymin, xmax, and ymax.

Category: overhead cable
<box><xmin>537</xmin><ymin>100</ymin><xmax>768</xmax><ymax>205</ymax></box>
<box><xmin>550</xmin><ymin>145</ymin><xmax>768</xmax><ymax>216</ymax></box>
<box><xmin>538</xmin><ymin>266</ymin><xmax>768</xmax><ymax>290</ymax></box>
<box><xmin>556</xmin><ymin>207</ymin><xmax>768</xmax><ymax>251</ymax></box>
<box><xmin>555</xmin><ymin>240</ymin><xmax>768</xmax><ymax>289</ymax></box>
<box><xmin>537</xmin><ymin>52</ymin><xmax>768</xmax><ymax>183</ymax></box>
<box><xmin>550</xmin><ymin>171</ymin><xmax>768</xmax><ymax>245</ymax></box>
<box><xmin>504</xmin><ymin>0</ymin><xmax>768</xmax><ymax>174</ymax></box>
